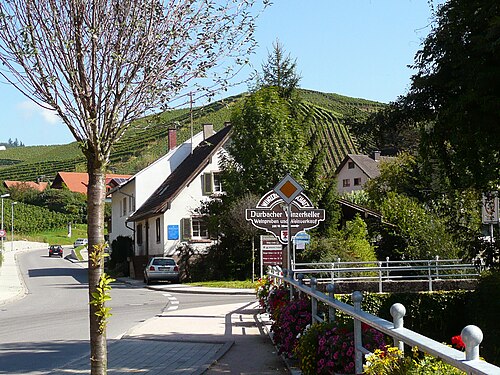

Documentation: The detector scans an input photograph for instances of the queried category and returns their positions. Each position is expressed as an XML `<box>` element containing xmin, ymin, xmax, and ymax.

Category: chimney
<box><xmin>168</xmin><ymin>128</ymin><xmax>177</xmax><ymax>150</ymax></box>
<box><xmin>203</xmin><ymin>123</ymin><xmax>214</xmax><ymax>139</ymax></box>
<box><xmin>372</xmin><ymin>150</ymin><xmax>381</xmax><ymax>161</ymax></box>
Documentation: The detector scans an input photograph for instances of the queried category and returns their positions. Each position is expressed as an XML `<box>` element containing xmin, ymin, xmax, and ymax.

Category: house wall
<box><xmin>133</xmin><ymin>149</ymin><xmax>225</xmax><ymax>257</ymax></box>
<box><xmin>109</xmin><ymin>180</ymin><xmax>136</xmax><ymax>244</ymax></box>
<box><xmin>108</xmin><ymin>131</ymin><xmax>206</xmax><ymax>245</ymax></box>
<box><xmin>336</xmin><ymin>158</ymin><xmax>369</xmax><ymax>194</ymax></box>
<box><xmin>160</xmin><ymin>150</ymin><xmax>224</xmax><ymax>256</ymax></box>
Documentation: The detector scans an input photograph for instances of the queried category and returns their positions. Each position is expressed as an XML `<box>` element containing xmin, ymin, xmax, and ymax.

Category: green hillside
<box><xmin>0</xmin><ymin>89</ymin><xmax>383</xmax><ymax>181</ymax></box>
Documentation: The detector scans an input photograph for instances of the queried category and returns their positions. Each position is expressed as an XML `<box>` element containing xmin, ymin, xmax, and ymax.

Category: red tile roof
<box><xmin>51</xmin><ymin>172</ymin><xmax>132</xmax><ymax>194</ymax></box>
<box><xmin>4</xmin><ymin>180</ymin><xmax>49</xmax><ymax>192</ymax></box>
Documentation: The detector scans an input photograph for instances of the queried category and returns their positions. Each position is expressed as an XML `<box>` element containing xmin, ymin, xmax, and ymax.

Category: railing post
<box><xmin>390</xmin><ymin>303</ymin><xmax>406</xmax><ymax>353</ymax></box>
<box><xmin>386</xmin><ymin>256</ymin><xmax>390</xmax><ymax>278</ymax></box>
<box><xmin>326</xmin><ymin>283</ymin><xmax>336</xmax><ymax>322</ymax></box>
<box><xmin>435</xmin><ymin>255</ymin><xmax>440</xmax><ymax>280</ymax></box>
<box><xmin>378</xmin><ymin>260</ymin><xmax>383</xmax><ymax>293</ymax></box>
<box><xmin>331</xmin><ymin>262</ymin><xmax>335</xmax><ymax>284</ymax></box>
<box><xmin>352</xmin><ymin>291</ymin><xmax>363</xmax><ymax>375</ymax></box>
<box><xmin>428</xmin><ymin>259</ymin><xmax>433</xmax><ymax>291</ymax></box>
<box><xmin>297</xmin><ymin>273</ymin><xmax>304</xmax><ymax>299</ymax></box>
<box><xmin>288</xmin><ymin>269</ymin><xmax>294</xmax><ymax>300</ymax></box>
<box><xmin>310</xmin><ymin>277</ymin><xmax>317</xmax><ymax>324</ymax></box>
<box><xmin>462</xmin><ymin>325</ymin><xmax>483</xmax><ymax>361</ymax></box>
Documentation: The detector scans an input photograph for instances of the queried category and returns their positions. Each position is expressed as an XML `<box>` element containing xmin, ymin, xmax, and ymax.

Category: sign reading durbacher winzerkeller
<box><xmin>246</xmin><ymin>190</ymin><xmax>325</xmax><ymax>244</ymax></box>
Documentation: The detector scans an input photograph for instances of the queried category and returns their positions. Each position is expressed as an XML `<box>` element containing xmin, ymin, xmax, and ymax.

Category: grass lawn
<box><xmin>185</xmin><ymin>280</ymin><xmax>256</xmax><ymax>289</ymax></box>
<box><xmin>20</xmin><ymin>224</ymin><xmax>88</xmax><ymax>246</ymax></box>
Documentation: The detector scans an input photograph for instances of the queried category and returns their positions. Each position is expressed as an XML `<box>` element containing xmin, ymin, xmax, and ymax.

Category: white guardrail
<box><xmin>292</xmin><ymin>256</ymin><xmax>481</xmax><ymax>292</ymax></box>
<box><xmin>267</xmin><ymin>267</ymin><xmax>500</xmax><ymax>375</ymax></box>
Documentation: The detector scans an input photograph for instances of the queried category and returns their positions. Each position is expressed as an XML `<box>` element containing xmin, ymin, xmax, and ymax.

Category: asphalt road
<box><xmin>0</xmin><ymin>248</ymin><xmax>257</xmax><ymax>374</ymax></box>
<box><xmin>0</xmin><ymin>249</ymin><xmax>170</xmax><ymax>374</ymax></box>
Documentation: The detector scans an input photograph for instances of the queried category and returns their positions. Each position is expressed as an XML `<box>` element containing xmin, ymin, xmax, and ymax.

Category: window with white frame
<box><xmin>129</xmin><ymin>195</ymin><xmax>135</xmax><ymax>212</ymax></box>
<box><xmin>122</xmin><ymin>197</ymin><xmax>127</xmax><ymax>216</ymax></box>
<box><xmin>181</xmin><ymin>217</ymin><xmax>209</xmax><ymax>240</ymax></box>
<box><xmin>348</xmin><ymin>161</ymin><xmax>355</xmax><ymax>169</ymax></box>
<box><xmin>354</xmin><ymin>178</ymin><xmax>362</xmax><ymax>186</ymax></box>
<box><xmin>136</xmin><ymin>223</ymin><xmax>143</xmax><ymax>245</ymax></box>
<box><xmin>155</xmin><ymin>218</ymin><xmax>161</xmax><ymax>243</ymax></box>
<box><xmin>343</xmin><ymin>179</ymin><xmax>351</xmax><ymax>187</ymax></box>
<box><xmin>203</xmin><ymin>172</ymin><xmax>223</xmax><ymax>195</ymax></box>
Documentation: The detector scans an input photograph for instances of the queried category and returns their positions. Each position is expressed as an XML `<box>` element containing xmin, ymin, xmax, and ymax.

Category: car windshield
<box><xmin>152</xmin><ymin>258</ymin><xmax>175</xmax><ymax>266</ymax></box>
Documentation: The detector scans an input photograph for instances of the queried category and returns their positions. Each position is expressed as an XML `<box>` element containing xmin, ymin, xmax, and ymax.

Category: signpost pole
<box><xmin>287</xmin><ymin>203</ymin><xmax>291</xmax><ymax>271</ymax></box>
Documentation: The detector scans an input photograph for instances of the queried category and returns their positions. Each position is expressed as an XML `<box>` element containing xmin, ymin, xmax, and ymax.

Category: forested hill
<box><xmin>0</xmin><ymin>89</ymin><xmax>384</xmax><ymax>182</ymax></box>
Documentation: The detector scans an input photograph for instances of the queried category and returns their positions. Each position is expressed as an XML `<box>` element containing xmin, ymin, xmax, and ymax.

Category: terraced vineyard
<box><xmin>0</xmin><ymin>89</ymin><xmax>379</xmax><ymax>182</ymax></box>
<box><xmin>299</xmin><ymin>101</ymin><xmax>359</xmax><ymax>175</ymax></box>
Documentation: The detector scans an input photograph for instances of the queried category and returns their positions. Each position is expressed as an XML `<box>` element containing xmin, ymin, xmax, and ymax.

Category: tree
<box><xmin>223</xmin><ymin>86</ymin><xmax>312</xmax><ymax>196</ymax></box>
<box><xmin>403</xmin><ymin>0</ymin><xmax>500</xmax><ymax>190</ymax></box>
<box><xmin>0</xmin><ymin>1</ymin><xmax>266</xmax><ymax>373</ymax></box>
<box><xmin>256</xmin><ymin>39</ymin><xmax>301</xmax><ymax>99</ymax></box>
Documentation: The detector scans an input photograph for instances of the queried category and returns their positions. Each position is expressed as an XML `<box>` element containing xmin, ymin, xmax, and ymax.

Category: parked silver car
<box><xmin>144</xmin><ymin>257</ymin><xmax>180</xmax><ymax>285</ymax></box>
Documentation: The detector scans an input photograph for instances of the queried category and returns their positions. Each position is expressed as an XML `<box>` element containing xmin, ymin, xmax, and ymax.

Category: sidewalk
<box><xmin>0</xmin><ymin>248</ymin><xmax>292</xmax><ymax>374</ymax></box>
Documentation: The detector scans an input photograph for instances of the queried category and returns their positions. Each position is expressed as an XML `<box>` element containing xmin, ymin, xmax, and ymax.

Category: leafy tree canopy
<box><xmin>223</xmin><ymin>86</ymin><xmax>312</xmax><ymax>197</ymax></box>
<box><xmin>403</xmin><ymin>0</ymin><xmax>500</xmax><ymax>190</ymax></box>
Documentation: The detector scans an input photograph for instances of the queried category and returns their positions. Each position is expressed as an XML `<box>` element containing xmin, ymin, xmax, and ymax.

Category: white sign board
<box><xmin>482</xmin><ymin>192</ymin><xmax>499</xmax><ymax>224</ymax></box>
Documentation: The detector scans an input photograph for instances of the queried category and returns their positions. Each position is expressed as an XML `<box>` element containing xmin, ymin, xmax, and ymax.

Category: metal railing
<box><xmin>292</xmin><ymin>256</ymin><xmax>480</xmax><ymax>292</ymax></box>
<box><xmin>267</xmin><ymin>267</ymin><xmax>500</xmax><ymax>375</ymax></box>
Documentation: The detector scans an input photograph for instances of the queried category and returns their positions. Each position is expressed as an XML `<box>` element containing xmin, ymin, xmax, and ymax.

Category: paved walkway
<box><xmin>0</xmin><ymin>247</ymin><xmax>292</xmax><ymax>375</ymax></box>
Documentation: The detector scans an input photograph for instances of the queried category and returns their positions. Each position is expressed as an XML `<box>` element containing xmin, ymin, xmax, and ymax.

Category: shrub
<box><xmin>271</xmin><ymin>297</ymin><xmax>311</xmax><ymax>357</ymax></box>
<box><xmin>295</xmin><ymin>321</ymin><xmax>334</xmax><ymax>375</ymax></box>
<box><xmin>316</xmin><ymin>322</ymin><xmax>386</xmax><ymax>374</ymax></box>
<box><xmin>364</xmin><ymin>346</ymin><xmax>466</xmax><ymax>375</ymax></box>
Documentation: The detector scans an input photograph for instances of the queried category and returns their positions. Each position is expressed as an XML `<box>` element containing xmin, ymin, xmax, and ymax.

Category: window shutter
<box><xmin>180</xmin><ymin>218</ymin><xmax>192</xmax><ymax>241</ymax></box>
<box><xmin>203</xmin><ymin>172</ymin><xmax>213</xmax><ymax>195</ymax></box>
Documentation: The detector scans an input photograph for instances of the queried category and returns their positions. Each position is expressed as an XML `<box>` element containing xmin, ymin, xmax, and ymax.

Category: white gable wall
<box><xmin>336</xmin><ymin>158</ymin><xmax>370</xmax><ymax>194</ymax></box>
<box><xmin>135</xmin><ymin>148</ymin><xmax>225</xmax><ymax>257</ymax></box>
<box><xmin>109</xmin><ymin>131</ymin><xmax>205</xmax><ymax>245</ymax></box>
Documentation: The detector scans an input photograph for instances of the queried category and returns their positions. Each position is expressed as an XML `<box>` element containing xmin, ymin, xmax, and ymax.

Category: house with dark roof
<box><xmin>335</xmin><ymin>151</ymin><xmax>394</xmax><ymax>194</ymax></box>
<box><xmin>108</xmin><ymin>123</ymin><xmax>231</xmax><ymax>270</ymax></box>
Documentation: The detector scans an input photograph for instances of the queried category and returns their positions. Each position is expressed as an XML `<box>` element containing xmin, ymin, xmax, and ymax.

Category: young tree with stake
<box><xmin>0</xmin><ymin>0</ymin><xmax>267</xmax><ymax>373</ymax></box>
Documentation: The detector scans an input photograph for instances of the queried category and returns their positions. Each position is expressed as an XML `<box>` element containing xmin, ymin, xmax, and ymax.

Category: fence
<box><xmin>292</xmin><ymin>256</ymin><xmax>480</xmax><ymax>292</ymax></box>
<box><xmin>267</xmin><ymin>267</ymin><xmax>500</xmax><ymax>375</ymax></box>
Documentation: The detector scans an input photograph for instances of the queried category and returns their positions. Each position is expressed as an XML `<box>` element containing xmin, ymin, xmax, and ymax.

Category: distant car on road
<box><xmin>49</xmin><ymin>245</ymin><xmax>64</xmax><ymax>257</ymax></box>
<box><xmin>73</xmin><ymin>238</ymin><xmax>88</xmax><ymax>248</ymax></box>
<box><xmin>144</xmin><ymin>257</ymin><xmax>180</xmax><ymax>285</ymax></box>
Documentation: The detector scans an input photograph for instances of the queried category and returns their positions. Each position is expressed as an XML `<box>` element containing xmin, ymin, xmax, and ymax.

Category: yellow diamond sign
<box><xmin>274</xmin><ymin>174</ymin><xmax>303</xmax><ymax>204</ymax></box>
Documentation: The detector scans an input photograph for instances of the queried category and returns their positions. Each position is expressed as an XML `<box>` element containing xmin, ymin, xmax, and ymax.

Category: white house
<box><xmin>335</xmin><ymin>151</ymin><xmax>393</xmax><ymax>194</ymax></box>
<box><xmin>108</xmin><ymin>123</ymin><xmax>231</xmax><ymax>273</ymax></box>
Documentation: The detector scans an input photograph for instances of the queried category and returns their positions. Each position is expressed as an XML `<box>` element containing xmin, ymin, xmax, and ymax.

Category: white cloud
<box><xmin>17</xmin><ymin>100</ymin><xmax>61</xmax><ymax>125</ymax></box>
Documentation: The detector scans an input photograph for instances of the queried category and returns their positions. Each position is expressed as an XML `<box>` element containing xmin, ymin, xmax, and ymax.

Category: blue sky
<box><xmin>0</xmin><ymin>0</ymin><xmax>437</xmax><ymax>146</ymax></box>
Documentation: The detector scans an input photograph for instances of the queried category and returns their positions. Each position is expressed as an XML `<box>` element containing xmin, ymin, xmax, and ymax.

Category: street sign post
<box><xmin>260</xmin><ymin>235</ymin><xmax>282</xmax><ymax>277</ymax></box>
<box><xmin>247</xmin><ymin>175</ymin><xmax>325</xmax><ymax>270</ymax></box>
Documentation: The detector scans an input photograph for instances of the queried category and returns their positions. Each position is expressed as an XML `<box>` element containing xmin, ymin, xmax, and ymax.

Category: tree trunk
<box><xmin>87</xmin><ymin>156</ymin><xmax>107</xmax><ymax>375</ymax></box>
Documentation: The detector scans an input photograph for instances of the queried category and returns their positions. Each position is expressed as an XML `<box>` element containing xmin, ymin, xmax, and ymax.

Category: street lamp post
<box><xmin>1</xmin><ymin>193</ymin><xmax>10</xmax><ymax>253</ymax></box>
<box><xmin>11</xmin><ymin>201</ymin><xmax>17</xmax><ymax>252</ymax></box>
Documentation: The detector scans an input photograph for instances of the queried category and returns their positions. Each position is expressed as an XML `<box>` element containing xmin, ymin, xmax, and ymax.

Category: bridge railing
<box><xmin>267</xmin><ymin>266</ymin><xmax>500</xmax><ymax>375</ymax></box>
<box><xmin>292</xmin><ymin>256</ymin><xmax>480</xmax><ymax>292</ymax></box>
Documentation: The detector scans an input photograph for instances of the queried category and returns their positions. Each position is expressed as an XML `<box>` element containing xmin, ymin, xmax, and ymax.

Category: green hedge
<box><xmin>329</xmin><ymin>287</ymin><xmax>499</xmax><ymax>366</ymax></box>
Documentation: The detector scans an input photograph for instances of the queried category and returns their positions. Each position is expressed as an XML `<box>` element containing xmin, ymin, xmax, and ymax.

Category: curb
<box><xmin>116</xmin><ymin>277</ymin><xmax>255</xmax><ymax>295</ymax></box>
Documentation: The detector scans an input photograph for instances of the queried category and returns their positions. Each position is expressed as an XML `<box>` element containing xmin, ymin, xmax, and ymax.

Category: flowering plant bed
<box><xmin>271</xmin><ymin>297</ymin><xmax>312</xmax><ymax>357</ymax></box>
